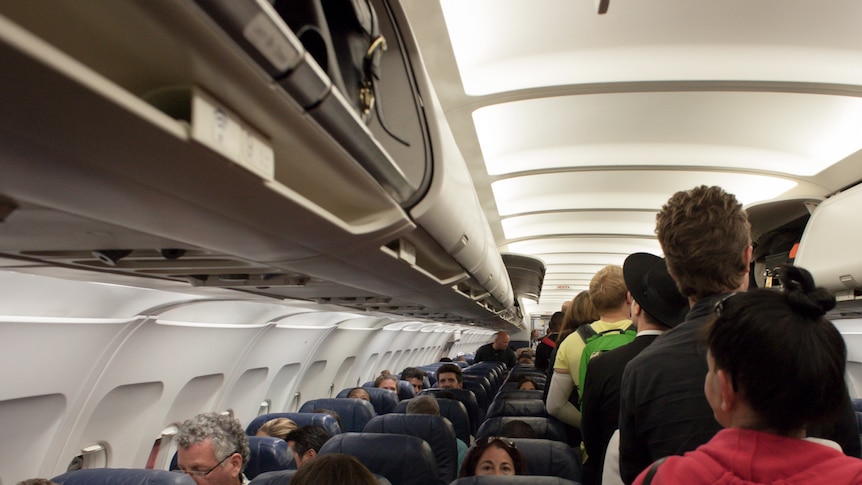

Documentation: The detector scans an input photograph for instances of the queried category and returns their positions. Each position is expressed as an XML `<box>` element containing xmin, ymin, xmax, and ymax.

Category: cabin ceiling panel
<box><xmin>441</xmin><ymin>0</ymin><xmax>862</xmax><ymax>95</ymax></box>
<box><xmin>502</xmin><ymin>212</ymin><xmax>658</xmax><ymax>241</ymax></box>
<box><xmin>476</xmin><ymin>92</ymin><xmax>862</xmax><ymax>178</ymax></box>
<box><xmin>491</xmin><ymin>171</ymin><xmax>804</xmax><ymax>217</ymax></box>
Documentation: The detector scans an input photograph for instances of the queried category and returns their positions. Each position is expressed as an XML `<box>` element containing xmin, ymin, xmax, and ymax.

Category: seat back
<box><xmin>486</xmin><ymin>399</ymin><xmax>548</xmax><ymax>419</ymax></box>
<box><xmin>244</xmin><ymin>436</ymin><xmax>293</xmax><ymax>478</ymax></box>
<box><xmin>418</xmin><ymin>388</ymin><xmax>481</xmax><ymax>436</ymax></box>
<box><xmin>169</xmin><ymin>436</ymin><xmax>293</xmax><ymax>478</ymax></box>
<box><xmin>249</xmin><ymin>470</ymin><xmax>296</xmax><ymax>485</ymax></box>
<box><xmin>511</xmin><ymin>438</ymin><xmax>582</xmax><ymax>482</ymax></box>
<box><xmin>299</xmin><ymin>398</ymin><xmax>376</xmax><ymax>432</ymax></box>
<box><xmin>461</xmin><ymin>377</ymin><xmax>490</xmax><ymax>416</ymax></box>
<box><xmin>494</xmin><ymin>389</ymin><xmax>544</xmax><ymax>401</ymax></box>
<box><xmin>337</xmin><ymin>386</ymin><xmax>398</xmax><ymax>414</ymax></box>
<box><xmin>393</xmin><ymin>397</ymin><xmax>471</xmax><ymax>444</ymax></box>
<box><xmin>52</xmin><ymin>469</ymin><xmax>195</xmax><ymax>485</ymax></box>
<box><xmin>246</xmin><ymin>412</ymin><xmax>342</xmax><ymax>436</ymax></box>
<box><xmin>319</xmin><ymin>432</ymin><xmax>438</xmax><ymax>485</ymax></box>
<box><xmin>476</xmin><ymin>416</ymin><xmax>569</xmax><ymax>444</ymax></box>
<box><xmin>364</xmin><ymin>414</ymin><xmax>458</xmax><ymax>484</ymax></box>
<box><xmin>450</xmin><ymin>477</ymin><xmax>580</xmax><ymax>485</ymax></box>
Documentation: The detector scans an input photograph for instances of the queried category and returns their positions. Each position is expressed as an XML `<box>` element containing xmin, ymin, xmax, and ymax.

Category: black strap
<box><xmin>642</xmin><ymin>457</ymin><xmax>667</xmax><ymax>485</ymax></box>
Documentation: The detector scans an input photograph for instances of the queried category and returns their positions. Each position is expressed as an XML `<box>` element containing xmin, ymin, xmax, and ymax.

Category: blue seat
<box><xmin>450</xmin><ymin>476</ymin><xmax>581</xmax><ymax>485</ymax></box>
<box><xmin>299</xmin><ymin>398</ymin><xmax>375</xmax><ymax>432</ymax></box>
<box><xmin>319</xmin><ymin>432</ymin><xmax>438</xmax><ymax>485</ymax></box>
<box><xmin>486</xmin><ymin>399</ymin><xmax>548</xmax><ymax>419</ymax></box>
<box><xmin>245</xmin><ymin>436</ymin><xmax>293</xmax><ymax>478</ymax></box>
<box><xmin>364</xmin><ymin>379</ymin><xmax>417</xmax><ymax>401</ymax></box>
<box><xmin>170</xmin><ymin>436</ymin><xmax>292</xmax><ymax>478</ymax></box>
<box><xmin>511</xmin><ymin>438</ymin><xmax>582</xmax><ymax>482</ymax></box>
<box><xmin>476</xmin><ymin>416</ymin><xmax>569</xmax><ymax>444</ymax></box>
<box><xmin>364</xmin><ymin>414</ymin><xmax>458</xmax><ymax>484</ymax></box>
<box><xmin>462</xmin><ymin>374</ymin><xmax>492</xmax><ymax>412</ymax></box>
<box><xmin>52</xmin><ymin>469</ymin><xmax>194</xmax><ymax>485</ymax></box>
<box><xmin>393</xmin><ymin>396</ymin><xmax>471</xmax><ymax>445</ymax></box>
<box><xmin>419</xmin><ymin>388</ymin><xmax>481</xmax><ymax>436</ymax></box>
<box><xmin>169</xmin><ymin>436</ymin><xmax>292</xmax><ymax>478</ymax></box>
<box><xmin>246</xmin><ymin>412</ymin><xmax>342</xmax><ymax>436</ymax></box>
<box><xmin>494</xmin><ymin>389</ymin><xmax>545</xmax><ymax>401</ymax></box>
<box><xmin>249</xmin><ymin>470</ymin><xmax>296</xmax><ymax>485</ymax></box>
<box><xmin>337</xmin><ymin>386</ymin><xmax>399</xmax><ymax>414</ymax></box>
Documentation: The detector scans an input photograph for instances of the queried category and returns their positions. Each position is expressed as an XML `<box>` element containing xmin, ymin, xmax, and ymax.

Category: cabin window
<box><xmin>268</xmin><ymin>363</ymin><xmax>301</xmax><ymax>411</ymax></box>
<box><xmin>332</xmin><ymin>357</ymin><xmax>356</xmax><ymax>395</ymax></box>
<box><xmin>146</xmin><ymin>424</ymin><xmax>179</xmax><ymax>470</ymax></box>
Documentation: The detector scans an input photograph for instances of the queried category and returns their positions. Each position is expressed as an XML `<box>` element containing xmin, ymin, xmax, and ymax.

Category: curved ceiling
<box><xmin>401</xmin><ymin>0</ymin><xmax>862</xmax><ymax>315</ymax></box>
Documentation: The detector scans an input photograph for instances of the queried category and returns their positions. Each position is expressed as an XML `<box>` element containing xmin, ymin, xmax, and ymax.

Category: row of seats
<box><xmin>51</xmin><ymin>468</ymin><xmax>579</xmax><ymax>485</ymax></box>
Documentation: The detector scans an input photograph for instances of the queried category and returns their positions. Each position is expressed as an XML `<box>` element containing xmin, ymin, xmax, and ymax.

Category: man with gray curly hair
<box><xmin>175</xmin><ymin>412</ymin><xmax>250</xmax><ymax>485</ymax></box>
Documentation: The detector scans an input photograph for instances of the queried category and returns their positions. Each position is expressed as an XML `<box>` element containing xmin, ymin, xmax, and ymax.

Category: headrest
<box><xmin>418</xmin><ymin>388</ymin><xmax>481</xmax><ymax>435</ymax></box>
<box><xmin>336</xmin><ymin>386</ymin><xmax>398</xmax><ymax>414</ymax></box>
<box><xmin>364</xmin><ymin>414</ymin><xmax>458</xmax><ymax>484</ymax></box>
<box><xmin>52</xmin><ymin>469</ymin><xmax>195</xmax><ymax>485</ymax></box>
<box><xmin>450</xmin><ymin>476</ymin><xmax>580</xmax><ymax>485</ymax></box>
<box><xmin>246</xmin><ymin>412</ymin><xmax>342</xmax><ymax>436</ymax></box>
<box><xmin>299</xmin><ymin>398</ymin><xmax>375</xmax><ymax>432</ymax></box>
<box><xmin>244</xmin><ymin>436</ymin><xmax>293</xmax><ymax>478</ymax></box>
<box><xmin>486</xmin><ymin>399</ymin><xmax>548</xmax><ymax>419</ymax></box>
<box><xmin>494</xmin><ymin>389</ymin><xmax>545</xmax><ymax>401</ymax></box>
<box><xmin>319</xmin><ymin>433</ymin><xmax>438</xmax><ymax>485</ymax></box>
<box><xmin>248</xmin><ymin>469</ymin><xmax>296</xmax><ymax>485</ymax></box>
<box><xmin>510</xmin><ymin>438</ymin><xmax>581</xmax><ymax>482</ymax></box>
<box><xmin>393</xmin><ymin>397</ymin><xmax>471</xmax><ymax>444</ymax></box>
<box><xmin>476</xmin><ymin>416</ymin><xmax>569</xmax><ymax>444</ymax></box>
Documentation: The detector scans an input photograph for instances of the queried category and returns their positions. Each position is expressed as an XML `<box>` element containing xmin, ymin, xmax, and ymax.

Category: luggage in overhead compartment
<box><xmin>194</xmin><ymin>0</ymin><xmax>431</xmax><ymax>206</ymax></box>
<box><xmin>271</xmin><ymin>0</ymin><xmax>432</xmax><ymax>204</ymax></box>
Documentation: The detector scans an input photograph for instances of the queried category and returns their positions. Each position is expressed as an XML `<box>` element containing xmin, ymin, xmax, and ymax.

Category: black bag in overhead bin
<box><xmin>272</xmin><ymin>0</ymin><xmax>384</xmax><ymax>124</ymax></box>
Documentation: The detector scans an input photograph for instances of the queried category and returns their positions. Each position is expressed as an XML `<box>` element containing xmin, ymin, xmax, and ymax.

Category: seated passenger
<box><xmin>517</xmin><ymin>351</ymin><xmax>535</xmax><ymax>366</ymax></box>
<box><xmin>175</xmin><ymin>412</ymin><xmax>249</xmax><ymax>484</ymax></box>
<box><xmin>255</xmin><ymin>417</ymin><xmax>298</xmax><ymax>440</ymax></box>
<box><xmin>374</xmin><ymin>371</ymin><xmax>399</xmax><ymax>394</ymax></box>
<box><xmin>347</xmin><ymin>387</ymin><xmax>372</xmax><ymax>401</ymax></box>
<box><xmin>284</xmin><ymin>425</ymin><xmax>331</xmax><ymax>469</ymax></box>
<box><xmin>289</xmin><ymin>453</ymin><xmax>378</xmax><ymax>485</ymax></box>
<box><xmin>517</xmin><ymin>376</ymin><xmax>539</xmax><ymax>391</ymax></box>
<box><xmin>436</xmin><ymin>363</ymin><xmax>463</xmax><ymax>389</ymax></box>
<box><xmin>313</xmin><ymin>408</ymin><xmax>344</xmax><ymax>433</ymax></box>
<box><xmin>499</xmin><ymin>419</ymin><xmax>537</xmax><ymax>439</ymax></box>
<box><xmin>407</xmin><ymin>394</ymin><xmax>468</xmax><ymax>470</ymax></box>
<box><xmin>459</xmin><ymin>437</ymin><xmax>527</xmax><ymax>477</ymax></box>
<box><xmin>633</xmin><ymin>265</ymin><xmax>862</xmax><ymax>484</ymax></box>
<box><xmin>401</xmin><ymin>367</ymin><xmax>427</xmax><ymax>394</ymax></box>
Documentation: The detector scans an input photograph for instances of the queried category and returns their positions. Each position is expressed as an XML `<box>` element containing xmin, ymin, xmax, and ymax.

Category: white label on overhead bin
<box><xmin>191</xmin><ymin>87</ymin><xmax>275</xmax><ymax>181</ymax></box>
<box><xmin>244</xmin><ymin>12</ymin><xmax>302</xmax><ymax>72</ymax></box>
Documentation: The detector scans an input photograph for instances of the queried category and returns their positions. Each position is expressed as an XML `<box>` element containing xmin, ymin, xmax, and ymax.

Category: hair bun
<box><xmin>777</xmin><ymin>264</ymin><xmax>835</xmax><ymax>318</ymax></box>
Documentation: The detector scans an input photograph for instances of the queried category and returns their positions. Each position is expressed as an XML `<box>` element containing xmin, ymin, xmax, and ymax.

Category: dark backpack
<box><xmin>576</xmin><ymin>324</ymin><xmax>636</xmax><ymax>392</ymax></box>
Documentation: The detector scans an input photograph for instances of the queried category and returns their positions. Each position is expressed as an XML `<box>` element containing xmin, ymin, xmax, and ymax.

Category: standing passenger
<box><xmin>535</xmin><ymin>311</ymin><xmax>563</xmax><ymax>371</ymax></box>
<box><xmin>473</xmin><ymin>331</ymin><xmax>517</xmax><ymax>368</ymax></box>
<box><xmin>547</xmin><ymin>265</ymin><xmax>632</xmax><ymax>427</ymax></box>
<box><xmin>632</xmin><ymin>265</ymin><xmax>862</xmax><ymax>484</ymax></box>
<box><xmin>580</xmin><ymin>253</ymin><xmax>688</xmax><ymax>485</ymax></box>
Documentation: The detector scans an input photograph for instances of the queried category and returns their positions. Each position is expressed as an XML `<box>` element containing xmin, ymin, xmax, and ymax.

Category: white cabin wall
<box><xmin>0</xmin><ymin>270</ymin><xmax>478</xmax><ymax>483</ymax></box>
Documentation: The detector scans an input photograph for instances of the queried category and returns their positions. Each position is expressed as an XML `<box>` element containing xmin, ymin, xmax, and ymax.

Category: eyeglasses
<box><xmin>713</xmin><ymin>292</ymin><xmax>738</xmax><ymax>316</ymax></box>
<box><xmin>175</xmin><ymin>452</ymin><xmax>235</xmax><ymax>478</ymax></box>
<box><xmin>476</xmin><ymin>436</ymin><xmax>516</xmax><ymax>449</ymax></box>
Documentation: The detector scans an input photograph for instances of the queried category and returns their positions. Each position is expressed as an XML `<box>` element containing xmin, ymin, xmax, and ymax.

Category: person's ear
<box><xmin>716</xmin><ymin>369</ymin><xmax>736</xmax><ymax>412</ymax></box>
<box><xmin>226</xmin><ymin>452</ymin><xmax>242</xmax><ymax>475</ymax></box>
<box><xmin>304</xmin><ymin>449</ymin><xmax>317</xmax><ymax>461</ymax></box>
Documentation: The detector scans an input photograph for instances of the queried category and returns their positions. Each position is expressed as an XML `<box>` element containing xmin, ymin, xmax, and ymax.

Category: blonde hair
<box><xmin>257</xmin><ymin>417</ymin><xmax>298</xmax><ymax>440</ymax></box>
<box><xmin>588</xmin><ymin>265</ymin><xmax>628</xmax><ymax>314</ymax></box>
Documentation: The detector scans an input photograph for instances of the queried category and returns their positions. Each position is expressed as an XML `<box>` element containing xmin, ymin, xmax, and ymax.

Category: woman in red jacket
<box><xmin>634</xmin><ymin>264</ymin><xmax>862</xmax><ymax>485</ymax></box>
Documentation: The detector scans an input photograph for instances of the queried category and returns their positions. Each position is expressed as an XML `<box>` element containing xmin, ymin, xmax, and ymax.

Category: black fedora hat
<box><xmin>623</xmin><ymin>252</ymin><xmax>689</xmax><ymax>328</ymax></box>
